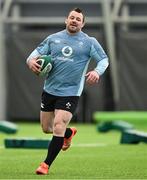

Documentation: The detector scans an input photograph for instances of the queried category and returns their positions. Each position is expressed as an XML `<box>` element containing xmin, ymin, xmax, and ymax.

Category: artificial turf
<box><xmin>0</xmin><ymin>121</ymin><xmax>147</xmax><ymax>179</ymax></box>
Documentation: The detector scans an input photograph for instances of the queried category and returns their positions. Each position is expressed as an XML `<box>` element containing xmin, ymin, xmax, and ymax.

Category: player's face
<box><xmin>65</xmin><ymin>11</ymin><xmax>85</xmax><ymax>34</ymax></box>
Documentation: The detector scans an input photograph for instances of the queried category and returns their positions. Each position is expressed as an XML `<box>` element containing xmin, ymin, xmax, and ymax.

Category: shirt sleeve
<box><xmin>36</xmin><ymin>36</ymin><xmax>51</xmax><ymax>55</ymax></box>
<box><xmin>26</xmin><ymin>36</ymin><xmax>51</xmax><ymax>63</ymax></box>
<box><xmin>26</xmin><ymin>49</ymin><xmax>41</xmax><ymax>63</ymax></box>
<box><xmin>90</xmin><ymin>37</ymin><xmax>109</xmax><ymax>75</ymax></box>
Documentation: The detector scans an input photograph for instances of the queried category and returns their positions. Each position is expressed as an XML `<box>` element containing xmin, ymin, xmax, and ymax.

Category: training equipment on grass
<box><xmin>4</xmin><ymin>138</ymin><xmax>51</xmax><ymax>149</ymax></box>
<box><xmin>120</xmin><ymin>130</ymin><xmax>147</xmax><ymax>144</ymax></box>
<box><xmin>97</xmin><ymin>120</ymin><xmax>134</xmax><ymax>133</ymax></box>
<box><xmin>93</xmin><ymin>111</ymin><xmax>147</xmax><ymax>122</ymax></box>
<box><xmin>36</xmin><ymin>55</ymin><xmax>53</xmax><ymax>77</ymax></box>
<box><xmin>0</xmin><ymin>121</ymin><xmax>18</xmax><ymax>134</ymax></box>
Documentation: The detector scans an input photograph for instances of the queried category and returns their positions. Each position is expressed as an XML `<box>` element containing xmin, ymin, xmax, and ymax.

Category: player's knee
<box><xmin>53</xmin><ymin>122</ymin><xmax>64</xmax><ymax>136</ymax></box>
<box><xmin>42</xmin><ymin>126</ymin><xmax>53</xmax><ymax>134</ymax></box>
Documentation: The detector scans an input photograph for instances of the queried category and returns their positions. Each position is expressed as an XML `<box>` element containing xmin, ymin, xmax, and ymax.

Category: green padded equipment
<box><xmin>0</xmin><ymin>121</ymin><xmax>18</xmax><ymax>134</ymax></box>
<box><xmin>4</xmin><ymin>138</ymin><xmax>51</xmax><ymax>149</ymax></box>
<box><xmin>120</xmin><ymin>130</ymin><xmax>147</xmax><ymax>144</ymax></box>
<box><xmin>93</xmin><ymin>111</ymin><xmax>147</xmax><ymax>122</ymax></box>
<box><xmin>97</xmin><ymin>120</ymin><xmax>134</xmax><ymax>132</ymax></box>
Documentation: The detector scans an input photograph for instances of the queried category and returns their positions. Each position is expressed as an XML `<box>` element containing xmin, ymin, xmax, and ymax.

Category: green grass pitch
<box><xmin>0</xmin><ymin>121</ymin><xmax>147</xmax><ymax>179</ymax></box>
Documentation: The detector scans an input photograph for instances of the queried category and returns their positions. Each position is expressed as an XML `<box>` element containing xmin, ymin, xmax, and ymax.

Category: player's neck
<box><xmin>66</xmin><ymin>29</ymin><xmax>81</xmax><ymax>36</ymax></box>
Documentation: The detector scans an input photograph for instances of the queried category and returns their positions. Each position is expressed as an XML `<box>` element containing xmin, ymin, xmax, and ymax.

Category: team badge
<box><xmin>62</xmin><ymin>46</ymin><xmax>73</xmax><ymax>57</ymax></box>
<box><xmin>66</xmin><ymin>102</ymin><xmax>71</xmax><ymax>109</ymax></box>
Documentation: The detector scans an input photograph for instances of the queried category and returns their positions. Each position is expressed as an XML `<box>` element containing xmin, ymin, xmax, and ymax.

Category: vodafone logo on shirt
<box><xmin>62</xmin><ymin>46</ymin><xmax>73</xmax><ymax>57</ymax></box>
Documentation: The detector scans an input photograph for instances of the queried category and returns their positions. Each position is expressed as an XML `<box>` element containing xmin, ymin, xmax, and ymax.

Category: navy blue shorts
<box><xmin>41</xmin><ymin>91</ymin><xmax>79</xmax><ymax>115</ymax></box>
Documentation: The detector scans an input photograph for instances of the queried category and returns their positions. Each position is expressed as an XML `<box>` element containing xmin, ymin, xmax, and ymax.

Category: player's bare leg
<box><xmin>40</xmin><ymin>111</ymin><xmax>54</xmax><ymax>133</ymax></box>
<box><xmin>36</xmin><ymin>110</ymin><xmax>72</xmax><ymax>175</ymax></box>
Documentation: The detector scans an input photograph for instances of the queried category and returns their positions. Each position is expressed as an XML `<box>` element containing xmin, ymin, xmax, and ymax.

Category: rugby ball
<box><xmin>36</xmin><ymin>55</ymin><xmax>52</xmax><ymax>77</ymax></box>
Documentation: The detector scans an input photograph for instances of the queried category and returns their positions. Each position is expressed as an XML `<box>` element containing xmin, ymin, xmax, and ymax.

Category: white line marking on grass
<box><xmin>72</xmin><ymin>143</ymin><xmax>106</xmax><ymax>147</ymax></box>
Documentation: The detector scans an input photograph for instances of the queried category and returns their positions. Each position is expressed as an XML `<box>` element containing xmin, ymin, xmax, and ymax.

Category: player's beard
<box><xmin>67</xmin><ymin>24</ymin><xmax>80</xmax><ymax>34</ymax></box>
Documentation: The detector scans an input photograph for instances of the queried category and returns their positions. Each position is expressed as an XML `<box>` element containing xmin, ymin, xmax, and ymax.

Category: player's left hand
<box><xmin>85</xmin><ymin>70</ymin><xmax>100</xmax><ymax>85</ymax></box>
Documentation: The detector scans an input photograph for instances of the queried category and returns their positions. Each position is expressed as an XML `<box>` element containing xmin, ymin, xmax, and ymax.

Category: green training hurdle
<box><xmin>4</xmin><ymin>138</ymin><xmax>51</xmax><ymax>149</ymax></box>
<box><xmin>0</xmin><ymin>121</ymin><xmax>18</xmax><ymax>134</ymax></box>
<box><xmin>120</xmin><ymin>130</ymin><xmax>147</xmax><ymax>144</ymax></box>
<box><xmin>97</xmin><ymin>120</ymin><xmax>134</xmax><ymax>133</ymax></box>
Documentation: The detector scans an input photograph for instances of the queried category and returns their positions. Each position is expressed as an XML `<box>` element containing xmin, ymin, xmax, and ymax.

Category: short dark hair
<box><xmin>68</xmin><ymin>7</ymin><xmax>85</xmax><ymax>23</ymax></box>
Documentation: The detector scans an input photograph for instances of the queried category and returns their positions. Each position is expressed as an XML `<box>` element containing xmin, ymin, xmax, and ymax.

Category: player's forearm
<box><xmin>26</xmin><ymin>49</ymin><xmax>41</xmax><ymax>64</ymax></box>
<box><xmin>94</xmin><ymin>57</ymin><xmax>109</xmax><ymax>75</ymax></box>
<box><xmin>26</xmin><ymin>49</ymin><xmax>42</xmax><ymax>74</ymax></box>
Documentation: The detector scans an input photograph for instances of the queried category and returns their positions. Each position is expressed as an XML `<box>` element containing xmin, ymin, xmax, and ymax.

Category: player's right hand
<box><xmin>27</xmin><ymin>58</ymin><xmax>41</xmax><ymax>75</ymax></box>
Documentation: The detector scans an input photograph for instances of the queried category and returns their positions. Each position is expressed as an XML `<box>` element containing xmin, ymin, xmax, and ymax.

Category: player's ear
<box><xmin>81</xmin><ymin>22</ymin><xmax>85</xmax><ymax>28</ymax></box>
<box><xmin>65</xmin><ymin>18</ymin><xmax>68</xmax><ymax>25</ymax></box>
